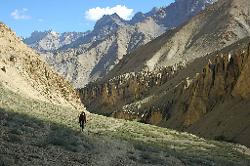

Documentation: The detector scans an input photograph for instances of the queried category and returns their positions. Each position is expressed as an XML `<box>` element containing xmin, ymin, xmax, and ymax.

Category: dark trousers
<box><xmin>80</xmin><ymin>121</ymin><xmax>85</xmax><ymax>131</ymax></box>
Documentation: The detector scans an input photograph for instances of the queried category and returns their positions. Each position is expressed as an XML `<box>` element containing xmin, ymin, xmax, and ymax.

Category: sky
<box><xmin>0</xmin><ymin>0</ymin><xmax>175</xmax><ymax>37</ymax></box>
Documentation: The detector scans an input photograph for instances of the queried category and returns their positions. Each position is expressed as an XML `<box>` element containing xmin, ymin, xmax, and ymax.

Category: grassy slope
<box><xmin>0</xmin><ymin>84</ymin><xmax>250</xmax><ymax>165</ymax></box>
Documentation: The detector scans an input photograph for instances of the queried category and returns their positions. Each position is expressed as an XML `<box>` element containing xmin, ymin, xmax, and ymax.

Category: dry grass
<box><xmin>0</xmin><ymin>84</ymin><xmax>250</xmax><ymax>165</ymax></box>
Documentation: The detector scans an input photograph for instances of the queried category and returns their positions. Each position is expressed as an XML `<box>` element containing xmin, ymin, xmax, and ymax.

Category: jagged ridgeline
<box><xmin>79</xmin><ymin>0</ymin><xmax>250</xmax><ymax>148</ymax></box>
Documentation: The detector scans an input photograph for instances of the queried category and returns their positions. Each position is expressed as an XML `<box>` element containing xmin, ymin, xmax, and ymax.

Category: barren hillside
<box><xmin>0</xmin><ymin>23</ymin><xmax>82</xmax><ymax>109</ymax></box>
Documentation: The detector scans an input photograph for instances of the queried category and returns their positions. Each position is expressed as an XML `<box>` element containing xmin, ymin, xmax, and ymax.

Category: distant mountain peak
<box><xmin>131</xmin><ymin>0</ymin><xmax>217</xmax><ymax>26</ymax></box>
<box><xmin>24</xmin><ymin>30</ymin><xmax>86</xmax><ymax>52</ymax></box>
<box><xmin>94</xmin><ymin>13</ymin><xmax>126</xmax><ymax>30</ymax></box>
<box><xmin>130</xmin><ymin>12</ymin><xmax>146</xmax><ymax>24</ymax></box>
<box><xmin>92</xmin><ymin>13</ymin><xmax>127</xmax><ymax>37</ymax></box>
<box><xmin>109</xmin><ymin>13</ymin><xmax>122</xmax><ymax>19</ymax></box>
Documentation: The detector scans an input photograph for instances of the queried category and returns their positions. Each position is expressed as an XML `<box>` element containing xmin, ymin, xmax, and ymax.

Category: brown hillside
<box><xmin>0</xmin><ymin>23</ymin><xmax>83</xmax><ymax>109</ymax></box>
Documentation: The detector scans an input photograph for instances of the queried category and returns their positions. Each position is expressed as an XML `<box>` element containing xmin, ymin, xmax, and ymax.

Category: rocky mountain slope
<box><xmin>107</xmin><ymin>0</ymin><xmax>250</xmax><ymax>78</ymax></box>
<box><xmin>24</xmin><ymin>0</ymin><xmax>216</xmax><ymax>87</ymax></box>
<box><xmin>1</xmin><ymin>22</ymin><xmax>249</xmax><ymax>165</ymax></box>
<box><xmin>0</xmin><ymin>23</ymin><xmax>82</xmax><ymax>109</ymax></box>
<box><xmin>79</xmin><ymin>0</ymin><xmax>250</xmax><ymax>147</ymax></box>
<box><xmin>169</xmin><ymin>38</ymin><xmax>250</xmax><ymax>146</ymax></box>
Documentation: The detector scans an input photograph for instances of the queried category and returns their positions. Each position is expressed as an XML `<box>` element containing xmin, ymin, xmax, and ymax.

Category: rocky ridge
<box><xmin>81</xmin><ymin>37</ymin><xmax>250</xmax><ymax>147</ymax></box>
<box><xmin>167</xmin><ymin>38</ymin><xmax>250</xmax><ymax>147</ymax></box>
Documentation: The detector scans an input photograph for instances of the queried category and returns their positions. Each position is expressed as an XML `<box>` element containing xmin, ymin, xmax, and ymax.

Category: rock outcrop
<box><xmin>170</xmin><ymin>39</ymin><xmax>250</xmax><ymax>127</ymax></box>
<box><xmin>82</xmin><ymin>38</ymin><xmax>250</xmax><ymax>147</ymax></box>
<box><xmin>167</xmin><ymin>39</ymin><xmax>250</xmax><ymax>147</ymax></box>
<box><xmin>79</xmin><ymin>64</ymin><xmax>183</xmax><ymax>115</ymax></box>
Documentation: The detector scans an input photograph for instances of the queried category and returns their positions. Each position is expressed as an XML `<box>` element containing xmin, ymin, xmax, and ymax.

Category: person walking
<box><xmin>79</xmin><ymin>111</ymin><xmax>86</xmax><ymax>131</ymax></box>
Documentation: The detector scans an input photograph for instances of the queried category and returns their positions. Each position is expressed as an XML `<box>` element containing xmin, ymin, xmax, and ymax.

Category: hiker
<box><xmin>79</xmin><ymin>111</ymin><xmax>86</xmax><ymax>131</ymax></box>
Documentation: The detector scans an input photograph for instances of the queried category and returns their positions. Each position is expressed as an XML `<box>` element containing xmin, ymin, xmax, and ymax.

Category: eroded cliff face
<box><xmin>80</xmin><ymin>40</ymin><xmax>250</xmax><ymax>121</ymax></box>
<box><xmin>170</xmin><ymin>42</ymin><xmax>250</xmax><ymax>128</ymax></box>
<box><xmin>169</xmin><ymin>41</ymin><xmax>250</xmax><ymax>147</ymax></box>
<box><xmin>78</xmin><ymin>65</ymin><xmax>183</xmax><ymax>115</ymax></box>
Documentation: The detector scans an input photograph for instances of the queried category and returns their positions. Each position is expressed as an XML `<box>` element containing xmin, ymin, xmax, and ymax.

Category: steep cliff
<box><xmin>167</xmin><ymin>38</ymin><xmax>250</xmax><ymax>147</ymax></box>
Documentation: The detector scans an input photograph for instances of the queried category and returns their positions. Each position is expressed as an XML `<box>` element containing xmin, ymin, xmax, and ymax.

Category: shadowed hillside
<box><xmin>1</xmin><ymin>83</ymin><xmax>250</xmax><ymax>165</ymax></box>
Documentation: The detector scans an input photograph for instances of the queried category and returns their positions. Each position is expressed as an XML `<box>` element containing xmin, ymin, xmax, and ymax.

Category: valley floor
<box><xmin>0</xmin><ymin>84</ymin><xmax>250</xmax><ymax>166</ymax></box>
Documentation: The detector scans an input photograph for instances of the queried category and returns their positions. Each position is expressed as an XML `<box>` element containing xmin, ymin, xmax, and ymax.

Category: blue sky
<box><xmin>0</xmin><ymin>0</ymin><xmax>175</xmax><ymax>37</ymax></box>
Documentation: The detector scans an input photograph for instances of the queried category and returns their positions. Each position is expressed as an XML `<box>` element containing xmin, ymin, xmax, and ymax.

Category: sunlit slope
<box><xmin>0</xmin><ymin>23</ymin><xmax>82</xmax><ymax>109</ymax></box>
<box><xmin>107</xmin><ymin>0</ymin><xmax>250</xmax><ymax>79</ymax></box>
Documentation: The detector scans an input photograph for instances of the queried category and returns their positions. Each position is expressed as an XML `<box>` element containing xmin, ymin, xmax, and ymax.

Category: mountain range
<box><xmin>24</xmin><ymin>0</ymin><xmax>216</xmax><ymax>88</ymax></box>
<box><xmin>24</xmin><ymin>30</ymin><xmax>88</xmax><ymax>52</ymax></box>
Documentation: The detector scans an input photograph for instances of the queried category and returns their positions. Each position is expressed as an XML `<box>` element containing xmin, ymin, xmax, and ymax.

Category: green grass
<box><xmin>0</xmin><ymin>84</ymin><xmax>250</xmax><ymax>165</ymax></box>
